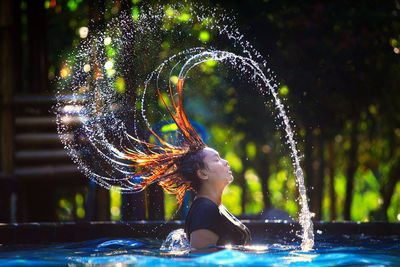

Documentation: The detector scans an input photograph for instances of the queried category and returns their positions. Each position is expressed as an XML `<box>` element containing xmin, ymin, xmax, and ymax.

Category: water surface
<box><xmin>1</xmin><ymin>234</ymin><xmax>399</xmax><ymax>266</ymax></box>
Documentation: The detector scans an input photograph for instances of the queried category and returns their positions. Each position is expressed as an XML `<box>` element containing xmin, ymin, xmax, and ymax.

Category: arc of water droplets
<box><xmin>141</xmin><ymin>49</ymin><xmax>314</xmax><ymax>251</ymax></box>
<box><xmin>56</xmin><ymin>2</ymin><xmax>314</xmax><ymax>249</ymax></box>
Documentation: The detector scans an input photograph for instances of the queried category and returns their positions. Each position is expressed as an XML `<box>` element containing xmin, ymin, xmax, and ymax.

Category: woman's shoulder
<box><xmin>186</xmin><ymin>197</ymin><xmax>221</xmax><ymax>224</ymax></box>
<box><xmin>185</xmin><ymin>197</ymin><xmax>222</xmax><ymax>236</ymax></box>
<box><xmin>190</xmin><ymin>197</ymin><xmax>219</xmax><ymax>214</ymax></box>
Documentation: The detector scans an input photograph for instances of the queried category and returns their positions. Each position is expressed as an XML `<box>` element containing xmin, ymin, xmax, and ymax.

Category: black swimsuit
<box><xmin>184</xmin><ymin>197</ymin><xmax>251</xmax><ymax>246</ymax></box>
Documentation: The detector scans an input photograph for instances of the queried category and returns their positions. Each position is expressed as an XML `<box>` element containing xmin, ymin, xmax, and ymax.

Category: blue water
<box><xmin>0</xmin><ymin>234</ymin><xmax>399</xmax><ymax>266</ymax></box>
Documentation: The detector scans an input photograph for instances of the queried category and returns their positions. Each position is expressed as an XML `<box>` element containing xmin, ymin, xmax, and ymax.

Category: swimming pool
<box><xmin>1</xmin><ymin>221</ymin><xmax>399</xmax><ymax>266</ymax></box>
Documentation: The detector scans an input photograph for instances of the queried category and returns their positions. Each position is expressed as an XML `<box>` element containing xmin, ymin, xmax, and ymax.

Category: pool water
<box><xmin>1</xmin><ymin>234</ymin><xmax>399</xmax><ymax>266</ymax></box>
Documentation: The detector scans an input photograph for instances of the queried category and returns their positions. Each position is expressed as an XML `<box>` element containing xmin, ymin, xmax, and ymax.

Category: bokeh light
<box><xmin>199</xmin><ymin>31</ymin><xmax>210</xmax><ymax>42</ymax></box>
<box><xmin>79</xmin><ymin>26</ymin><xmax>88</xmax><ymax>38</ymax></box>
<box><xmin>169</xmin><ymin>75</ymin><xmax>178</xmax><ymax>85</ymax></box>
<box><xmin>60</xmin><ymin>66</ymin><xmax>70</xmax><ymax>78</ymax></box>
<box><xmin>83</xmin><ymin>64</ymin><xmax>91</xmax><ymax>72</ymax></box>
<box><xmin>104</xmin><ymin>60</ymin><xmax>113</xmax><ymax>70</ymax></box>
<box><xmin>104</xmin><ymin>37</ymin><xmax>112</xmax><ymax>46</ymax></box>
<box><xmin>115</xmin><ymin>77</ymin><xmax>125</xmax><ymax>93</ymax></box>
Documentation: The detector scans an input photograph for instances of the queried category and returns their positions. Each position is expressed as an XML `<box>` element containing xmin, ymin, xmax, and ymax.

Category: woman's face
<box><xmin>201</xmin><ymin>147</ymin><xmax>233</xmax><ymax>184</ymax></box>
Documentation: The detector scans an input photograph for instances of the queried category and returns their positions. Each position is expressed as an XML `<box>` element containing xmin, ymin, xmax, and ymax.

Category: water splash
<box><xmin>55</xmin><ymin>2</ymin><xmax>313</xmax><ymax>251</ymax></box>
<box><xmin>160</xmin><ymin>229</ymin><xmax>190</xmax><ymax>254</ymax></box>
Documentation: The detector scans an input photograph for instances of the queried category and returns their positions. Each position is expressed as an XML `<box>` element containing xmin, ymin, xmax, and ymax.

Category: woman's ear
<box><xmin>197</xmin><ymin>168</ymin><xmax>208</xmax><ymax>181</ymax></box>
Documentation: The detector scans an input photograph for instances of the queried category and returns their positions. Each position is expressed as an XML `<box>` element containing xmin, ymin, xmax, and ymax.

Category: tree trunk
<box><xmin>327</xmin><ymin>141</ymin><xmax>337</xmax><ymax>220</ymax></box>
<box><xmin>120</xmin><ymin>0</ymin><xmax>136</xmax><ymax>106</ymax></box>
<box><xmin>344</xmin><ymin>117</ymin><xmax>359</xmax><ymax>220</ymax></box>
<box><xmin>27</xmin><ymin>0</ymin><xmax>47</xmax><ymax>93</ymax></box>
<box><xmin>121</xmin><ymin>193</ymin><xmax>146</xmax><ymax>221</ymax></box>
<box><xmin>304</xmin><ymin>126</ymin><xmax>315</xmax><ymax>211</ymax></box>
<box><xmin>313</xmin><ymin>131</ymin><xmax>325</xmax><ymax>220</ymax></box>
<box><xmin>382</xmin><ymin>160</ymin><xmax>400</xmax><ymax>220</ymax></box>
<box><xmin>255</xmin><ymin>146</ymin><xmax>271</xmax><ymax>211</ymax></box>
<box><xmin>94</xmin><ymin>186</ymin><xmax>111</xmax><ymax>221</ymax></box>
<box><xmin>240</xmin><ymin>157</ymin><xmax>249</xmax><ymax>214</ymax></box>
<box><xmin>88</xmin><ymin>0</ymin><xmax>111</xmax><ymax>221</ymax></box>
<box><xmin>146</xmin><ymin>183</ymin><xmax>165</xmax><ymax>220</ymax></box>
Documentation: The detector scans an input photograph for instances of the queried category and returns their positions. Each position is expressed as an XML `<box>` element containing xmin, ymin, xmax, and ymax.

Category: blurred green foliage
<box><xmin>110</xmin><ymin>189</ymin><xmax>122</xmax><ymax>220</ymax></box>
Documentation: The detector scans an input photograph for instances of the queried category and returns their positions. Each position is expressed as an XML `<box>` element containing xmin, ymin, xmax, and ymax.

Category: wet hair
<box><xmin>122</xmin><ymin>78</ymin><xmax>207</xmax><ymax>208</ymax></box>
<box><xmin>176</xmin><ymin>149</ymin><xmax>207</xmax><ymax>192</ymax></box>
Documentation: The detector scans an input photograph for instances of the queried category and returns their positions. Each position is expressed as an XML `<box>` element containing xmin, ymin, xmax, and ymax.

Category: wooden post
<box><xmin>0</xmin><ymin>0</ymin><xmax>17</xmax><ymax>222</ymax></box>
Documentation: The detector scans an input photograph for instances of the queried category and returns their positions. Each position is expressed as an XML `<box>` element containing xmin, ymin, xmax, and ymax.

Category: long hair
<box><xmin>122</xmin><ymin>77</ymin><xmax>206</xmax><ymax>209</ymax></box>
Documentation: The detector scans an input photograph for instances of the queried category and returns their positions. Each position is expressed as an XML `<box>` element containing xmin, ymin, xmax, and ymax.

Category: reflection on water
<box><xmin>0</xmin><ymin>235</ymin><xmax>399</xmax><ymax>266</ymax></box>
<box><xmin>282</xmin><ymin>251</ymin><xmax>318</xmax><ymax>264</ymax></box>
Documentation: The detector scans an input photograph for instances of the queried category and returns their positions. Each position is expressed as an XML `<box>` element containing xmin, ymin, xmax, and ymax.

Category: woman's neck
<box><xmin>196</xmin><ymin>183</ymin><xmax>225</xmax><ymax>206</ymax></box>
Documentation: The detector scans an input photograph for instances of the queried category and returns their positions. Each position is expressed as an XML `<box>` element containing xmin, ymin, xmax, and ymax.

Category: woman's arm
<box><xmin>190</xmin><ymin>229</ymin><xmax>219</xmax><ymax>249</ymax></box>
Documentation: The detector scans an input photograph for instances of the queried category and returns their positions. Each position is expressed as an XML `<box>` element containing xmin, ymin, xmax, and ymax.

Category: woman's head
<box><xmin>196</xmin><ymin>147</ymin><xmax>233</xmax><ymax>187</ymax></box>
<box><xmin>177</xmin><ymin>147</ymin><xmax>233</xmax><ymax>193</ymax></box>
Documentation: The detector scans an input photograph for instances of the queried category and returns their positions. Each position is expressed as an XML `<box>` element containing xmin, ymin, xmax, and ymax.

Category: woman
<box><xmin>180</xmin><ymin>147</ymin><xmax>251</xmax><ymax>248</ymax></box>
<box><xmin>122</xmin><ymin>78</ymin><xmax>251</xmax><ymax>248</ymax></box>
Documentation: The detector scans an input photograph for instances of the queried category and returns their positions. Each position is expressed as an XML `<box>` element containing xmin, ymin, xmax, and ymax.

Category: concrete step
<box><xmin>16</xmin><ymin>116</ymin><xmax>56</xmax><ymax>127</ymax></box>
<box><xmin>13</xmin><ymin>95</ymin><xmax>86</xmax><ymax>118</ymax></box>
<box><xmin>14</xmin><ymin>164</ymin><xmax>82</xmax><ymax>179</ymax></box>
<box><xmin>15</xmin><ymin>150</ymin><xmax>77</xmax><ymax>166</ymax></box>
<box><xmin>16</xmin><ymin>149</ymin><xmax>70</xmax><ymax>160</ymax></box>
<box><xmin>15</xmin><ymin>133</ymin><xmax>72</xmax><ymax>149</ymax></box>
<box><xmin>14</xmin><ymin>94</ymin><xmax>87</xmax><ymax>106</ymax></box>
<box><xmin>15</xmin><ymin>116</ymin><xmax>82</xmax><ymax>132</ymax></box>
